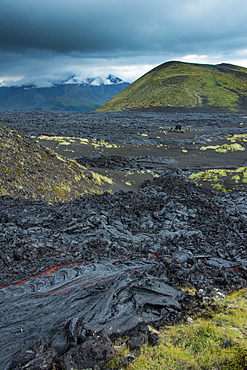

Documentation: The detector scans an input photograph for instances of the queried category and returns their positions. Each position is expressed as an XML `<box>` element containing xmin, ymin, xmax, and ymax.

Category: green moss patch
<box><xmin>37</xmin><ymin>135</ymin><xmax>121</xmax><ymax>151</ymax></box>
<box><xmin>228</xmin><ymin>134</ymin><xmax>247</xmax><ymax>142</ymax></box>
<box><xmin>53</xmin><ymin>186</ymin><xmax>69</xmax><ymax>196</ymax></box>
<box><xmin>108</xmin><ymin>289</ymin><xmax>247</xmax><ymax>370</ymax></box>
<box><xmin>200</xmin><ymin>143</ymin><xmax>245</xmax><ymax>153</ymax></box>
<box><xmin>189</xmin><ymin>167</ymin><xmax>247</xmax><ymax>192</ymax></box>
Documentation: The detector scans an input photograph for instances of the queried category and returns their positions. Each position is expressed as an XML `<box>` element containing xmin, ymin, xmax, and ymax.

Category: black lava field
<box><xmin>0</xmin><ymin>111</ymin><xmax>246</xmax><ymax>370</ymax></box>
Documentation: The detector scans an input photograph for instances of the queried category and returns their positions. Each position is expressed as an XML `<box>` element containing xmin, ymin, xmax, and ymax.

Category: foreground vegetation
<box><xmin>108</xmin><ymin>289</ymin><xmax>247</xmax><ymax>369</ymax></box>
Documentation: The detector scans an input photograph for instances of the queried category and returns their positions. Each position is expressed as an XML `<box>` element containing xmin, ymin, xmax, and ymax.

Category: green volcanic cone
<box><xmin>95</xmin><ymin>61</ymin><xmax>247</xmax><ymax>113</ymax></box>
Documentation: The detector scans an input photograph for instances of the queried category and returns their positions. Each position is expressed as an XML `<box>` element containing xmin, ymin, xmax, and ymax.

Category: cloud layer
<box><xmin>1</xmin><ymin>0</ymin><xmax>247</xmax><ymax>86</ymax></box>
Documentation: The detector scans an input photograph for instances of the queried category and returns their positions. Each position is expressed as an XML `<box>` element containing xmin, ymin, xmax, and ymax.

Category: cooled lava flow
<box><xmin>0</xmin><ymin>257</ymin><xmax>184</xmax><ymax>369</ymax></box>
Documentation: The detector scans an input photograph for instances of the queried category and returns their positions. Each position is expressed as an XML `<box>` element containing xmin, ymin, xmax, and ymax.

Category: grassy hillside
<box><xmin>96</xmin><ymin>61</ymin><xmax>247</xmax><ymax>113</ymax></box>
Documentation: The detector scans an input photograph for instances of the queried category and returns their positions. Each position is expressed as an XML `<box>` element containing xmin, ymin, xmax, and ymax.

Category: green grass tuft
<box><xmin>108</xmin><ymin>289</ymin><xmax>247</xmax><ymax>370</ymax></box>
<box><xmin>189</xmin><ymin>167</ymin><xmax>247</xmax><ymax>192</ymax></box>
<box><xmin>53</xmin><ymin>186</ymin><xmax>69</xmax><ymax>196</ymax></box>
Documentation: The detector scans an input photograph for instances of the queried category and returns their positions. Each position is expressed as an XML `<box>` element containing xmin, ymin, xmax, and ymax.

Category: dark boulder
<box><xmin>59</xmin><ymin>329</ymin><xmax>114</xmax><ymax>370</ymax></box>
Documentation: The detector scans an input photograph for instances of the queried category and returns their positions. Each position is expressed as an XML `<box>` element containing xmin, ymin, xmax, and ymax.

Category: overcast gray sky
<box><xmin>1</xmin><ymin>0</ymin><xmax>247</xmax><ymax>86</ymax></box>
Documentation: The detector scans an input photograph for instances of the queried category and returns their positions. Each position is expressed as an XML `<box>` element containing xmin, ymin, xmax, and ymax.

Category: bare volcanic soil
<box><xmin>0</xmin><ymin>111</ymin><xmax>246</xmax><ymax>369</ymax></box>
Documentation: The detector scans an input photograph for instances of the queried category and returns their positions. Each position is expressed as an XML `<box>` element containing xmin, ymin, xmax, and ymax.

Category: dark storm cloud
<box><xmin>1</xmin><ymin>0</ymin><xmax>247</xmax><ymax>56</ymax></box>
<box><xmin>1</xmin><ymin>0</ymin><xmax>247</xmax><ymax>86</ymax></box>
<box><xmin>0</xmin><ymin>0</ymin><xmax>162</xmax><ymax>54</ymax></box>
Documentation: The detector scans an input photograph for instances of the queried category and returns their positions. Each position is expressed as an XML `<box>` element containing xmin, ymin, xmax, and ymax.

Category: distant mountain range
<box><xmin>96</xmin><ymin>61</ymin><xmax>247</xmax><ymax>113</ymax></box>
<box><xmin>0</xmin><ymin>75</ymin><xmax>129</xmax><ymax>112</ymax></box>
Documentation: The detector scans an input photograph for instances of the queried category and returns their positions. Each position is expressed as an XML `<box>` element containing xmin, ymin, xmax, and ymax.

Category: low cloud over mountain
<box><xmin>0</xmin><ymin>75</ymin><xmax>129</xmax><ymax>112</ymax></box>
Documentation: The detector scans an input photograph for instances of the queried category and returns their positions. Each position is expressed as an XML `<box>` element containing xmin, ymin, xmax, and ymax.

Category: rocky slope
<box><xmin>0</xmin><ymin>125</ymin><xmax>104</xmax><ymax>202</ymax></box>
<box><xmin>96</xmin><ymin>61</ymin><xmax>247</xmax><ymax>113</ymax></box>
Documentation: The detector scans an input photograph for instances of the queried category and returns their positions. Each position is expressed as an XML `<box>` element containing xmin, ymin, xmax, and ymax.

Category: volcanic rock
<box><xmin>59</xmin><ymin>330</ymin><xmax>114</xmax><ymax>370</ymax></box>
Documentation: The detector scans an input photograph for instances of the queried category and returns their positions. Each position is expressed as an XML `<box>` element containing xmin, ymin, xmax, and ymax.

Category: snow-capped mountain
<box><xmin>0</xmin><ymin>76</ymin><xmax>130</xmax><ymax>112</ymax></box>
<box><xmin>63</xmin><ymin>74</ymin><xmax>125</xmax><ymax>86</ymax></box>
